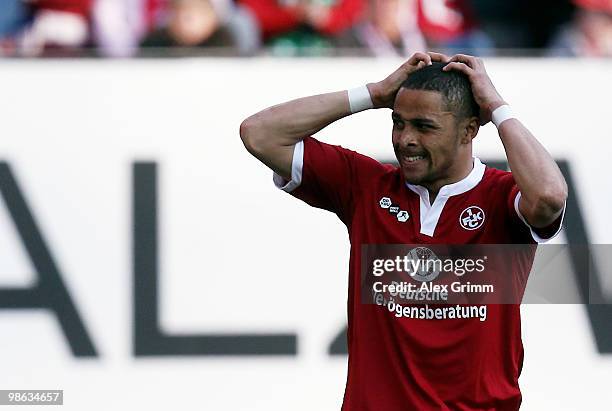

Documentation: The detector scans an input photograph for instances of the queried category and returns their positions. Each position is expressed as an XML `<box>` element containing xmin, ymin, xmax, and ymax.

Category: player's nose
<box><xmin>397</xmin><ymin>129</ymin><xmax>419</xmax><ymax>146</ymax></box>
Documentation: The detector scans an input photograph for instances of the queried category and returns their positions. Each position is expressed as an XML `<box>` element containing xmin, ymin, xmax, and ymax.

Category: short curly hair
<box><xmin>400</xmin><ymin>62</ymin><xmax>479</xmax><ymax>120</ymax></box>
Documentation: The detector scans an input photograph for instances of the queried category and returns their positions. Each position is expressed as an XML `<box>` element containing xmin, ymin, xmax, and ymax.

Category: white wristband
<box><xmin>491</xmin><ymin>105</ymin><xmax>515</xmax><ymax>128</ymax></box>
<box><xmin>348</xmin><ymin>85</ymin><xmax>374</xmax><ymax>113</ymax></box>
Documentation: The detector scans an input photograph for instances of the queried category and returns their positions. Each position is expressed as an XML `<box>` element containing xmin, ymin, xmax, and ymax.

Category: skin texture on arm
<box><xmin>497</xmin><ymin>118</ymin><xmax>567</xmax><ymax>228</ymax></box>
<box><xmin>239</xmin><ymin>52</ymin><xmax>449</xmax><ymax>181</ymax></box>
<box><xmin>444</xmin><ymin>55</ymin><xmax>568</xmax><ymax>228</ymax></box>
<box><xmin>239</xmin><ymin>91</ymin><xmax>351</xmax><ymax>180</ymax></box>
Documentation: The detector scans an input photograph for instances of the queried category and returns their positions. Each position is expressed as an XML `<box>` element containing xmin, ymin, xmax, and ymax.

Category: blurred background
<box><xmin>0</xmin><ymin>1</ymin><xmax>611</xmax><ymax>411</ymax></box>
<box><xmin>0</xmin><ymin>0</ymin><xmax>610</xmax><ymax>58</ymax></box>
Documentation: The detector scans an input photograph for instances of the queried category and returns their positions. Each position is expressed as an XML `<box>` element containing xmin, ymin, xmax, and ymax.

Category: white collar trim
<box><xmin>405</xmin><ymin>158</ymin><xmax>486</xmax><ymax>237</ymax></box>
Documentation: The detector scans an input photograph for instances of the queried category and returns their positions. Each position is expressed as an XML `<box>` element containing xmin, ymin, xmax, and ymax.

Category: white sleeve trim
<box><xmin>514</xmin><ymin>191</ymin><xmax>566</xmax><ymax>243</ymax></box>
<box><xmin>272</xmin><ymin>140</ymin><xmax>304</xmax><ymax>193</ymax></box>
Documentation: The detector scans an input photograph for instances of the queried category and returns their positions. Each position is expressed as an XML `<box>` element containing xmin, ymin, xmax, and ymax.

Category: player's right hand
<box><xmin>367</xmin><ymin>52</ymin><xmax>450</xmax><ymax>109</ymax></box>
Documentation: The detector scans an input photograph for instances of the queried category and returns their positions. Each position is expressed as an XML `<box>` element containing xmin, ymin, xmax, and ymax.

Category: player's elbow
<box><xmin>239</xmin><ymin>116</ymin><xmax>266</xmax><ymax>156</ymax></box>
<box><xmin>542</xmin><ymin>181</ymin><xmax>568</xmax><ymax>212</ymax></box>
<box><xmin>530</xmin><ymin>183</ymin><xmax>568</xmax><ymax>222</ymax></box>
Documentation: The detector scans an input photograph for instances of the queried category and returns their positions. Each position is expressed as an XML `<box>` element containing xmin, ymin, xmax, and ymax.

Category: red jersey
<box><xmin>238</xmin><ymin>0</ymin><xmax>366</xmax><ymax>37</ymax></box>
<box><xmin>273</xmin><ymin>137</ymin><xmax>564</xmax><ymax>411</ymax></box>
<box><xmin>416</xmin><ymin>0</ymin><xmax>477</xmax><ymax>43</ymax></box>
<box><xmin>35</xmin><ymin>0</ymin><xmax>92</xmax><ymax>17</ymax></box>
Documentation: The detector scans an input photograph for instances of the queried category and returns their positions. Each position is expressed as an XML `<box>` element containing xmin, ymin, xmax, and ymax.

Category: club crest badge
<box><xmin>459</xmin><ymin>206</ymin><xmax>485</xmax><ymax>230</ymax></box>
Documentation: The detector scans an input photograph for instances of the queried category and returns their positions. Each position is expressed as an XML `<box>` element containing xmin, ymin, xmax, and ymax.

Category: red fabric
<box><xmin>34</xmin><ymin>0</ymin><xmax>92</xmax><ymax>17</ymax></box>
<box><xmin>417</xmin><ymin>0</ymin><xmax>477</xmax><ymax>42</ymax></box>
<box><xmin>280</xmin><ymin>137</ymin><xmax>564</xmax><ymax>410</ymax></box>
<box><xmin>574</xmin><ymin>0</ymin><xmax>612</xmax><ymax>12</ymax></box>
<box><xmin>239</xmin><ymin>0</ymin><xmax>365</xmax><ymax>37</ymax></box>
<box><xmin>239</xmin><ymin>0</ymin><xmax>300</xmax><ymax>37</ymax></box>
<box><xmin>144</xmin><ymin>0</ymin><xmax>166</xmax><ymax>31</ymax></box>
<box><xmin>319</xmin><ymin>0</ymin><xmax>366</xmax><ymax>35</ymax></box>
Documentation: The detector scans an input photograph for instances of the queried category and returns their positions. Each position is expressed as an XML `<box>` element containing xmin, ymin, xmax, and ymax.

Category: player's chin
<box><xmin>399</xmin><ymin>159</ymin><xmax>429</xmax><ymax>184</ymax></box>
<box><xmin>401</xmin><ymin>168</ymin><xmax>428</xmax><ymax>185</ymax></box>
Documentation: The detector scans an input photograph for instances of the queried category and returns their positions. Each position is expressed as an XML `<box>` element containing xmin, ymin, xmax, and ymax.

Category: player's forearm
<box><xmin>240</xmin><ymin>90</ymin><xmax>351</xmax><ymax>153</ymax></box>
<box><xmin>498</xmin><ymin>119</ymin><xmax>568</xmax><ymax>227</ymax></box>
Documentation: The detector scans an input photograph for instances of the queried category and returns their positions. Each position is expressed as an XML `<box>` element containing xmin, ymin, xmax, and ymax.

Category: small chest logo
<box><xmin>459</xmin><ymin>206</ymin><xmax>485</xmax><ymax>230</ymax></box>
<box><xmin>379</xmin><ymin>196</ymin><xmax>409</xmax><ymax>223</ymax></box>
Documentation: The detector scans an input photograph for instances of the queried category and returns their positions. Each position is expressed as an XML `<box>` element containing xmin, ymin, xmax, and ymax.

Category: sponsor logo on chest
<box><xmin>379</xmin><ymin>196</ymin><xmax>409</xmax><ymax>223</ymax></box>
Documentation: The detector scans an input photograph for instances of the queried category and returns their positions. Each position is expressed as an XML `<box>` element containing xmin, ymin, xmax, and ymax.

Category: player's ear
<box><xmin>461</xmin><ymin>116</ymin><xmax>479</xmax><ymax>143</ymax></box>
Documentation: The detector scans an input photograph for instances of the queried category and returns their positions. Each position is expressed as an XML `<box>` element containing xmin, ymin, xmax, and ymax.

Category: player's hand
<box><xmin>443</xmin><ymin>54</ymin><xmax>506</xmax><ymax>125</ymax></box>
<box><xmin>367</xmin><ymin>52</ymin><xmax>450</xmax><ymax>109</ymax></box>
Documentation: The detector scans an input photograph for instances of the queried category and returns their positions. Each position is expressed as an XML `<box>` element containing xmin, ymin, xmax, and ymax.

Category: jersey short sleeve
<box><xmin>273</xmin><ymin>136</ymin><xmax>386</xmax><ymax>226</ymax></box>
<box><xmin>498</xmin><ymin>171</ymin><xmax>565</xmax><ymax>243</ymax></box>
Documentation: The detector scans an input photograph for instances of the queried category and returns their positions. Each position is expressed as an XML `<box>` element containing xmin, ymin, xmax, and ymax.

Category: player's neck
<box><xmin>423</xmin><ymin>158</ymin><xmax>475</xmax><ymax>205</ymax></box>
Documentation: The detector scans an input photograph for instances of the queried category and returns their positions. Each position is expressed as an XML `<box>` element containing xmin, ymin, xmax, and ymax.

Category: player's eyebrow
<box><xmin>411</xmin><ymin>118</ymin><xmax>439</xmax><ymax>127</ymax></box>
<box><xmin>392</xmin><ymin>112</ymin><xmax>440</xmax><ymax>128</ymax></box>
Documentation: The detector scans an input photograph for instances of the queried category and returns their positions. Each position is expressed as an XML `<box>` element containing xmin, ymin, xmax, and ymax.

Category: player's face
<box><xmin>392</xmin><ymin>88</ymin><xmax>467</xmax><ymax>188</ymax></box>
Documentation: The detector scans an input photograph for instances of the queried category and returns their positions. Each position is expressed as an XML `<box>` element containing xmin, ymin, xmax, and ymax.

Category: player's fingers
<box><xmin>443</xmin><ymin>62</ymin><xmax>473</xmax><ymax>76</ymax></box>
<box><xmin>449</xmin><ymin>54</ymin><xmax>478</xmax><ymax>69</ymax></box>
<box><xmin>427</xmin><ymin>51</ymin><xmax>451</xmax><ymax>63</ymax></box>
<box><xmin>406</xmin><ymin>52</ymin><xmax>432</xmax><ymax>67</ymax></box>
<box><xmin>415</xmin><ymin>60</ymin><xmax>428</xmax><ymax>70</ymax></box>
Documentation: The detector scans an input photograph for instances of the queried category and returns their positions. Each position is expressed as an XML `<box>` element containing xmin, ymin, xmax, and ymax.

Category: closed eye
<box><xmin>411</xmin><ymin>120</ymin><xmax>438</xmax><ymax>131</ymax></box>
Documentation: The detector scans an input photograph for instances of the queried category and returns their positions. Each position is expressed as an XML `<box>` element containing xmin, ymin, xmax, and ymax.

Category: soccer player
<box><xmin>239</xmin><ymin>52</ymin><xmax>567</xmax><ymax>410</ymax></box>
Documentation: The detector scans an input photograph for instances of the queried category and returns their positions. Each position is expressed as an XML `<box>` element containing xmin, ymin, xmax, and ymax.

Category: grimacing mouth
<box><xmin>404</xmin><ymin>155</ymin><xmax>425</xmax><ymax>163</ymax></box>
<box><xmin>395</xmin><ymin>147</ymin><xmax>429</xmax><ymax>164</ymax></box>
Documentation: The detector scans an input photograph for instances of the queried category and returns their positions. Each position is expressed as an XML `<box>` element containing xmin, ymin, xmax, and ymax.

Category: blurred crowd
<box><xmin>0</xmin><ymin>0</ymin><xmax>610</xmax><ymax>57</ymax></box>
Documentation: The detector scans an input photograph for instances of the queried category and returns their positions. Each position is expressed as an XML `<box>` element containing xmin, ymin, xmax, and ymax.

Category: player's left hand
<box><xmin>368</xmin><ymin>51</ymin><xmax>451</xmax><ymax>109</ymax></box>
<box><xmin>443</xmin><ymin>54</ymin><xmax>506</xmax><ymax>125</ymax></box>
